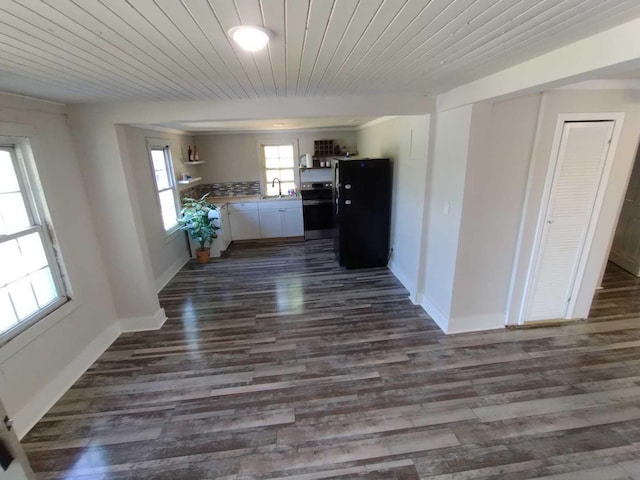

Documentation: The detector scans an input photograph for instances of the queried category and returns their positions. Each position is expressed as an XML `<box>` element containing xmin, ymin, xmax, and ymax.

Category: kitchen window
<box><xmin>263</xmin><ymin>144</ymin><xmax>296</xmax><ymax>196</ymax></box>
<box><xmin>0</xmin><ymin>143</ymin><xmax>68</xmax><ymax>340</ymax></box>
<box><xmin>149</xmin><ymin>144</ymin><xmax>179</xmax><ymax>232</ymax></box>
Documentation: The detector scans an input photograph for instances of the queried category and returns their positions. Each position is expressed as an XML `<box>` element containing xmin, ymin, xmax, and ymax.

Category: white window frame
<box><xmin>261</xmin><ymin>143</ymin><xmax>298</xmax><ymax>196</ymax></box>
<box><xmin>148</xmin><ymin>142</ymin><xmax>180</xmax><ymax>235</ymax></box>
<box><xmin>0</xmin><ymin>139</ymin><xmax>69</xmax><ymax>345</ymax></box>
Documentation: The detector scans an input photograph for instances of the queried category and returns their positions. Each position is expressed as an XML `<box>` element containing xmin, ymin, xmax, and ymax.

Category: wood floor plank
<box><xmin>21</xmin><ymin>246</ymin><xmax>640</xmax><ymax>479</ymax></box>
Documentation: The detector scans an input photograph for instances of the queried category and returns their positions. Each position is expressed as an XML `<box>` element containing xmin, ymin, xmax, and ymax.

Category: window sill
<box><xmin>0</xmin><ymin>298</ymin><xmax>82</xmax><ymax>362</ymax></box>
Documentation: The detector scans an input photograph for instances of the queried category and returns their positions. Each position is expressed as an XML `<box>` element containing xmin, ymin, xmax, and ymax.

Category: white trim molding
<box><xmin>13</xmin><ymin>322</ymin><xmax>120</xmax><ymax>439</ymax></box>
<box><xmin>155</xmin><ymin>256</ymin><xmax>190</xmax><ymax>293</ymax></box>
<box><xmin>119</xmin><ymin>308</ymin><xmax>167</xmax><ymax>333</ymax></box>
<box><xmin>418</xmin><ymin>294</ymin><xmax>450</xmax><ymax>334</ymax></box>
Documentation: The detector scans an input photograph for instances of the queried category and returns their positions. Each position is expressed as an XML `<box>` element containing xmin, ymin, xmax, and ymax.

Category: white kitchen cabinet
<box><xmin>283</xmin><ymin>207</ymin><xmax>304</xmax><ymax>236</ymax></box>
<box><xmin>258</xmin><ymin>209</ymin><xmax>282</xmax><ymax>238</ymax></box>
<box><xmin>228</xmin><ymin>202</ymin><xmax>261</xmax><ymax>240</ymax></box>
<box><xmin>258</xmin><ymin>199</ymin><xmax>304</xmax><ymax>238</ymax></box>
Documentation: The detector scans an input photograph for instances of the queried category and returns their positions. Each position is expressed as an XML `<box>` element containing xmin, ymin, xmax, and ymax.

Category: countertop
<box><xmin>208</xmin><ymin>195</ymin><xmax>302</xmax><ymax>205</ymax></box>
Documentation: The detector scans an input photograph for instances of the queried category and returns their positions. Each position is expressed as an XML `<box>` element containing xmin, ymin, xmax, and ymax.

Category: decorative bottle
<box><xmin>187</xmin><ymin>145</ymin><xmax>193</xmax><ymax>162</ymax></box>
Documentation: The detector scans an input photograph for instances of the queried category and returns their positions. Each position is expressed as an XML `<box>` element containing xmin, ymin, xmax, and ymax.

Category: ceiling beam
<box><xmin>68</xmin><ymin>95</ymin><xmax>434</xmax><ymax>125</ymax></box>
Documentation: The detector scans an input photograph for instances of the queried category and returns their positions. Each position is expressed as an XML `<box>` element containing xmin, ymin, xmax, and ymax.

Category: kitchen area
<box><xmin>177</xmin><ymin>129</ymin><xmax>359</xmax><ymax>258</ymax></box>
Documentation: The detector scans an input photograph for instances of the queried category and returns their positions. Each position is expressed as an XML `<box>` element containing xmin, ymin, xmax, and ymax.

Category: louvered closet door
<box><xmin>526</xmin><ymin>121</ymin><xmax>614</xmax><ymax>322</ymax></box>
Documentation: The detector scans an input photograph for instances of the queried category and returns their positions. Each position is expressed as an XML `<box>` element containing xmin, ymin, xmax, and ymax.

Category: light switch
<box><xmin>443</xmin><ymin>202</ymin><xmax>450</xmax><ymax>216</ymax></box>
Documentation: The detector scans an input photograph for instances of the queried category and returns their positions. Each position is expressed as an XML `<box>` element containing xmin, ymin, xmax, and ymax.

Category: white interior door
<box><xmin>525</xmin><ymin>121</ymin><xmax>614</xmax><ymax>322</ymax></box>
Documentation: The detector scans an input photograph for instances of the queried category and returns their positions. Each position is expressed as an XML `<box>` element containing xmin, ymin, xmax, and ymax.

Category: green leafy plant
<box><xmin>178</xmin><ymin>193</ymin><xmax>220</xmax><ymax>251</ymax></box>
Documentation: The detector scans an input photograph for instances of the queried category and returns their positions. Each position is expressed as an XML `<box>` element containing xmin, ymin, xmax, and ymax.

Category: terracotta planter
<box><xmin>196</xmin><ymin>248</ymin><xmax>210</xmax><ymax>264</ymax></box>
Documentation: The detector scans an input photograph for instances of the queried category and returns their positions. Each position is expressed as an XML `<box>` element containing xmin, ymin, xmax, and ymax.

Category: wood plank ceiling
<box><xmin>0</xmin><ymin>0</ymin><xmax>639</xmax><ymax>103</ymax></box>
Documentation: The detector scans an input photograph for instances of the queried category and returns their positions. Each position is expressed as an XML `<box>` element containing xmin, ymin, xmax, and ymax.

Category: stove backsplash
<box><xmin>181</xmin><ymin>181</ymin><xmax>261</xmax><ymax>200</ymax></box>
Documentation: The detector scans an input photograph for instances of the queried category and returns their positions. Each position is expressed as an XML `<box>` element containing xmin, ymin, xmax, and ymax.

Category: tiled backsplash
<box><xmin>181</xmin><ymin>181</ymin><xmax>261</xmax><ymax>200</ymax></box>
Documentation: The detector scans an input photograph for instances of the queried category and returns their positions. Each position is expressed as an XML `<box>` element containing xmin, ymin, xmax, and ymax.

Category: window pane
<box><xmin>280</xmin><ymin>169</ymin><xmax>295</xmax><ymax>182</ymax></box>
<box><xmin>159</xmin><ymin>190</ymin><xmax>177</xmax><ymax>230</ymax></box>
<box><xmin>151</xmin><ymin>150</ymin><xmax>166</xmax><ymax>171</ymax></box>
<box><xmin>29</xmin><ymin>267</ymin><xmax>56</xmax><ymax>308</ymax></box>
<box><xmin>265</xmin><ymin>158</ymin><xmax>280</xmax><ymax>169</ymax></box>
<box><xmin>265</xmin><ymin>183</ymin><xmax>278</xmax><ymax>196</ymax></box>
<box><xmin>279</xmin><ymin>145</ymin><xmax>293</xmax><ymax>157</ymax></box>
<box><xmin>0</xmin><ymin>288</ymin><xmax>17</xmax><ymax>333</ymax></box>
<box><xmin>159</xmin><ymin>189</ymin><xmax>175</xmax><ymax>210</ymax></box>
<box><xmin>265</xmin><ymin>169</ymin><xmax>280</xmax><ymax>183</ymax></box>
<box><xmin>281</xmin><ymin>182</ymin><xmax>296</xmax><ymax>193</ymax></box>
<box><xmin>264</xmin><ymin>146</ymin><xmax>280</xmax><ymax>159</ymax></box>
<box><xmin>18</xmin><ymin>232</ymin><xmax>48</xmax><ymax>273</ymax></box>
<box><xmin>0</xmin><ymin>239</ymin><xmax>23</xmax><ymax>286</ymax></box>
<box><xmin>162</xmin><ymin>207</ymin><xmax>178</xmax><ymax>230</ymax></box>
<box><xmin>0</xmin><ymin>151</ymin><xmax>20</xmax><ymax>193</ymax></box>
<box><xmin>8</xmin><ymin>277</ymin><xmax>38</xmax><ymax>320</ymax></box>
<box><xmin>0</xmin><ymin>192</ymin><xmax>30</xmax><ymax>234</ymax></box>
<box><xmin>155</xmin><ymin>169</ymin><xmax>170</xmax><ymax>190</ymax></box>
<box><xmin>279</xmin><ymin>157</ymin><xmax>294</xmax><ymax>168</ymax></box>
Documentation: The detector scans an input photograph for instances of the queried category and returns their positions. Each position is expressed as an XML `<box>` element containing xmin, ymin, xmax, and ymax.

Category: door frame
<box><xmin>516</xmin><ymin>112</ymin><xmax>625</xmax><ymax>325</ymax></box>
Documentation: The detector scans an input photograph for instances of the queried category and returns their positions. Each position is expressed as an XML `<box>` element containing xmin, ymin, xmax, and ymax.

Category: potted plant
<box><xmin>178</xmin><ymin>193</ymin><xmax>220</xmax><ymax>264</ymax></box>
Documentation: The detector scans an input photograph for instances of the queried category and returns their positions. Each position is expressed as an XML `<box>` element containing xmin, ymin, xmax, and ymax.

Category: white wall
<box><xmin>68</xmin><ymin>118</ymin><xmax>165</xmax><ymax>334</ymax></box>
<box><xmin>508</xmin><ymin>89</ymin><xmax>640</xmax><ymax>324</ymax></box>
<box><xmin>120</xmin><ymin>126</ymin><xmax>192</xmax><ymax>292</ymax></box>
<box><xmin>420</xmin><ymin>105</ymin><xmax>473</xmax><ymax>330</ymax></box>
<box><xmin>451</xmin><ymin>95</ymin><xmax>541</xmax><ymax>332</ymax></box>
<box><xmin>357</xmin><ymin>116</ymin><xmax>430</xmax><ymax>301</ymax></box>
<box><xmin>419</xmin><ymin>95</ymin><xmax>542</xmax><ymax>333</ymax></box>
<box><xmin>0</xmin><ymin>94</ymin><xmax>119</xmax><ymax>438</ymax></box>
<box><xmin>195</xmin><ymin>129</ymin><xmax>357</xmax><ymax>185</ymax></box>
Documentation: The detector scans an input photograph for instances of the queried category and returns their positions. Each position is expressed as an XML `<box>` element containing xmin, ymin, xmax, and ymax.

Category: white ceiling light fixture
<box><xmin>228</xmin><ymin>26</ymin><xmax>272</xmax><ymax>52</ymax></box>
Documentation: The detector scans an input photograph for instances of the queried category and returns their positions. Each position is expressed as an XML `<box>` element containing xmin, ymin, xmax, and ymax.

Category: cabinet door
<box><xmin>259</xmin><ymin>209</ymin><xmax>282</xmax><ymax>238</ymax></box>
<box><xmin>229</xmin><ymin>210</ymin><xmax>261</xmax><ymax>240</ymax></box>
<box><xmin>283</xmin><ymin>207</ymin><xmax>304</xmax><ymax>237</ymax></box>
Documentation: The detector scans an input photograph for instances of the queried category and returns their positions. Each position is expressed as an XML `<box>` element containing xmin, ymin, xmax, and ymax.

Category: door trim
<box><xmin>516</xmin><ymin>112</ymin><xmax>625</xmax><ymax>325</ymax></box>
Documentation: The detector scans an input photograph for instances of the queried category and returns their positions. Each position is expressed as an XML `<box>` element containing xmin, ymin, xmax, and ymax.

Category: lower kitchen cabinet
<box><xmin>258</xmin><ymin>209</ymin><xmax>282</xmax><ymax>238</ymax></box>
<box><xmin>258</xmin><ymin>200</ymin><xmax>304</xmax><ymax>238</ymax></box>
<box><xmin>228</xmin><ymin>202</ymin><xmax>261</xmax><ymax>240</ymax></box>
<box><xmin>282</xmin><ymin>207</ymin><xmax>304</xmax><ymax>237</ymax></box>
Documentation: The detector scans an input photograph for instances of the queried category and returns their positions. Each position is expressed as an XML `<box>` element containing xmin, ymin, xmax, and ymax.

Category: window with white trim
<box><xmin>149</xmin><ymin>145</ymin><xmax>179</xmax><ymax>232</ymax></box>
<box><xmin>263</xmin><ymin>144</ymin><xmax>296</xmax><ymax>196</ymax></box>
<box><xmin>0</xmin><ymin>143</ymin><xmax>67</xmax><ymax>340</ymax></box>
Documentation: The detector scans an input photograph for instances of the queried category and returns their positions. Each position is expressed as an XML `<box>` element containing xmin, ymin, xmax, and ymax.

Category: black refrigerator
<box><xmin>332</xmin><ymin>158</ymin><xmax>391</xmax><ymax>268</ymax></box>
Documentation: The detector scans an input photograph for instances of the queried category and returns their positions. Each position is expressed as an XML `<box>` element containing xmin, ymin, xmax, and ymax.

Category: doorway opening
<box><xmin>589</xmin><ymin>140</ymin><xmax>640</xmax><ymax>321</ymax></box>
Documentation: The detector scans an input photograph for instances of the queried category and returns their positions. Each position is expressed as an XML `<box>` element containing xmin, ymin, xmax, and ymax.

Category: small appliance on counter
<box><xmin>299</xmin><ymin>153</ymin><xmax>313</xmax><ymax>168</ymax></box>
<box><xmin>333</xmin><ymin>157</ymin><xmax>391</xmax><ymax>268</ymax></box>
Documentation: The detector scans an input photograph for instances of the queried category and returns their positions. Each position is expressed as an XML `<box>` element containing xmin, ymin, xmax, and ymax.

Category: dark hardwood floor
<box><xmin>23</xmin><ymin>241</ymin><xmax>640</xmax><ymax>479</ymax></box>
<box><xmin>589</xmin><ymin>261</ymin><xmax>640</xmax><ymax>321</ymax></box>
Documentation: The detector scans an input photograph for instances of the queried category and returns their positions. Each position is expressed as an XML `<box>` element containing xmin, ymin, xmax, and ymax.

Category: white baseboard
<box><xmin>418</xmin><ymin>294</ymin><xmax>450</xmax><ymax>333</ymax></box>
<box><xmin>388</xmin><ymin>259</ymin><xmax>418</xmax><ymax>304</ymax></box>
<box><xmin>119</xmin><ymin>308</ymin><xmax>167</xmax><ymax>333</ymax></box>
<box><xmin>14</xmin><ymin>322</ymin><xmax>121</xmax><ymax>439</ymax></box>
<box><xmin>446</xmin><ymin>313</ymin><xmax>505</xmax><ymax>334</ymax></box>
<box><xmin>155</xmin><ymin>254</ymin><xmax>190</xmax><ymax>293</ymax></box>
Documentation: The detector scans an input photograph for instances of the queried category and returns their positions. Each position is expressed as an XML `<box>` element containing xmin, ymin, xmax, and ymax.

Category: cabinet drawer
<box><xmin>228</xmin><ymin>202</ymin><xmax>258</xmax><ymax>212</ymax></box>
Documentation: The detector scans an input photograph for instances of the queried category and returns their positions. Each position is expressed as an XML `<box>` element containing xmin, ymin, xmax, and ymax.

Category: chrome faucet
<box><xmin>272</xmin><ymin>177</ymin><xmax>282</xmax><ymax>198</ymax></box>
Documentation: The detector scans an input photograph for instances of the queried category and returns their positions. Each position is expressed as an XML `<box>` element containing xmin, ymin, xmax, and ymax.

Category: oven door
<box><xmin>302</xmin><ymin>199</ymin><xmax>333</xmax><ymax>239</ymax></box>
